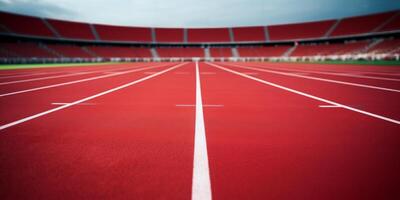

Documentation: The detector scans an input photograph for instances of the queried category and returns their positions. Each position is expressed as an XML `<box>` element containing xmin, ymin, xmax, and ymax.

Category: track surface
<box><xmin>0</xmin><ymin>62</ymin><xmax>399</xmax><ymax>199</ymax></box>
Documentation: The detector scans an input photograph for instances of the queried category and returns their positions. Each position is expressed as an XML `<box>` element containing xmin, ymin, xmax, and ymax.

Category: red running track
<box><xmin>0</xmin><ymin>62</ymin><xmax>399</xmax><ymax>199</ymax></box>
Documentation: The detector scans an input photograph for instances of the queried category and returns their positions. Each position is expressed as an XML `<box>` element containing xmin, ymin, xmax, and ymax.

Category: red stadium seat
<box><xmin>187</xmin><ymin>28</ymin><xmax>230</xmax><ymax>43</ymax></box>
<box><xmin>268</xmin><ymin>20</ymin><xmax>336</xmax><ymax>41</ymax></box>
<box><xmin>47</xmin><ymin>19</ymin><xmax>95</xmax><ymax>40</ymax></box>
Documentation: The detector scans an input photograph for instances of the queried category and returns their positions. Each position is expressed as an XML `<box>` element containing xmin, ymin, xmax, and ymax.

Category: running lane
<box><xmin>0</xmin><ymin>63</ymin><xmax>176</xmax><ymax>127</ymax></box>
<box><xmin>0</xmin><ymin>62</ymin><xmax>195</xmax><ymax>199</ymax></box>
<box><xmin>218</xmin><ymin>62</ymin><xmax>400</xmax><ymax>120</ymax></box>
<box><xmin>201</xmin><ymin>62</ymin><xmax>400</xmax><ymax>200</ymax></box>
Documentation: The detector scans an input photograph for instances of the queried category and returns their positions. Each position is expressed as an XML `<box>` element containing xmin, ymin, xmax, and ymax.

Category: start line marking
<box><xmin>176</xmin><ymin>104</ymin><xmax>224</xmax><ymax>107</ymax></box>
<box><xmin>319</xmin><ymin>105</ymin><xmax>342</xmax><ymax>108</ymax></box>
<box><xmin>52</xmin><ymin>102</ymin><xmax>96</xmax><ymax>106</ymax></box>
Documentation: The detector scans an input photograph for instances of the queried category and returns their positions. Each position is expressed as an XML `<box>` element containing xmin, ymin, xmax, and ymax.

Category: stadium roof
<box><xmin>0</xmin><ymin>0</ymin><xmax>400</xmax><ymax>28</ymax></box>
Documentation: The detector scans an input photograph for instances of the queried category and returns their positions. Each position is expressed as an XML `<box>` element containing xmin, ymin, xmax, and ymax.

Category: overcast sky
<box><xmin>0</xmin><ymin>0</ymin><xmax>399</xmax><ymax>27</ymax></box>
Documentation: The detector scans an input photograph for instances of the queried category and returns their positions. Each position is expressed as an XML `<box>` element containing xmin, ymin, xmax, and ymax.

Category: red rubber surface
<box><xmin>1</xmin><ymin>62</ymin><xmax>399</xmax><ymax>199</ymax></box>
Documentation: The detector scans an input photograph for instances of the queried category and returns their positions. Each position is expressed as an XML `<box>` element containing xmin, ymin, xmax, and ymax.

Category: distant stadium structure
<box><xmin>0</xmin><ymin>10</ymin><xmax>399</xmax><ymax>63</ymax></box>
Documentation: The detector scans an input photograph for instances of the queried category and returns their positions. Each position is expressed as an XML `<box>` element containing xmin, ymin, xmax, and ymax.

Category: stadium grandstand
<box><xmin>1</xmin><ymin>9</ymin><xmax>399</xmax><ymax>64</ymax></box>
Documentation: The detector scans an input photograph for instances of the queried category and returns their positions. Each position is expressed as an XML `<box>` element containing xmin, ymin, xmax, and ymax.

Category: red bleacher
<box><xmin>89</xmin><ymin>46</ymin><xmax>148</xmax><ymax>58</ymax></box>
<box><xmin>187</xmin><ymin>28</ymin><xmax>230</xmax><ymax>43</ymax></box>
<box><xmin>46</xmin><ymin>44</ymin><xmax>93</xmax><ymax>58</ymax></box>
<box><xmin>0</xmin><ymin>12</ymin><xmax>54</xmax><ymax>37</ymax></box>
<box><xmin>157</xmin><ymin>47</ymin><xmax>204</xmax><ymax>58</ymax></box>
<box><xmin>47</xmin><ymin>19</ymin><xmax>95</xmax><ymax>40</ymax></box>
<box><xmin>1</xmin><ymin>43</ymin><xmax>58</xmax><ymax>58</ymax></box>
<box><xmin>155</xmin><ymin>28</ymin><xmax>183</xmax><ymax>43</ymax></box>
<box><xmin>95</xmin><ymin>25</ymin><xmax>152</xmax><ymax>42</ymax></box>
<box><xmin>378</xmin><ymin>12</ymin><xmax>400</xmax><ymax>32</ymax></box>
<box><xmin>331</xmin><ymin>11</ymin><xmax>397</xmax><ymax>36</ymax></box>
<box><xmin>268</xmin><ymin>20</ymin><xmax>336</xmax><ymax>41</ymax></box>
<box><xmin>237</xmin><ymin>46</ymin><xmax>290</xmax><ymax>57</ymax></box>
<box><xmin>367</xmin><ymin>39</ymin><xmax>400</xmax><ymax>54</ymax></box>
<box><xmin>291</xmin><ymin>41</ymin><xmax>369</xmax><ymax>56</ymax></box>
<box><xmin>209</xmin><ymin>48</ymin><xmax>232</xmax><ymax>57</ymax></box>
<box><xmin>232</xmin><ymin>27</ymin><xmax>266</xmax><ymax>42</ymax></box>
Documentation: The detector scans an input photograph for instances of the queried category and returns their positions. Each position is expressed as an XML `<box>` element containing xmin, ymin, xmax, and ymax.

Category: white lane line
<box><xmin>0</xmin><ymin>63</ymin><xmax>170</xmax><ymax>97</ymax></box>
<box><xmin>250</xmin><ymin>65</ymin><xmax>400</xmax><ymax>82</ymax></box>
<box><xmin>319</xmin><ymin>105</ymin><xmax>342</xmax><ymax>108</ymax></box>
<box><xmin>192</xmin><ymin>62</ymin><xmax>212</xmax><ymax>200</ymax></box>
<box><xmin>0</xmin><ymin>65</ymin><xmax>141</xmax><ymax>85</ymax></box>
<box><xmin>0</xmin><ymin>63</ymin><xmax>187</xmax><ymax>131</ymax></box>
<box><xmin>224</xmin><ymin>63</ymin><xmax>400</xmax><ymax>93</ymax></box>
<box><xmin>51</xmin><ymin>102</ymin><xmax>96</xmax><ymax>106</ymax></box>
<box><xmin>176</xmin><ymin>104</ymin><xmax>223</xmax><ymax>107</ymax></box>
<box><xmin>207</xmin><ymin>62</ymin><xmax>400</xmax><ymax>125</ymax></box>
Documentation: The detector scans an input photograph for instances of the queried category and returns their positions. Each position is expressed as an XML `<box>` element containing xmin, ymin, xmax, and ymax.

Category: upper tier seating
<box><xmin>232</xmin><ymin>27</ymin><xmax>266</xmax><ymax>42</ymax></box>
<box><xmin>187</xmin><ymin>28</ymin><xmax>230</xmax><ymax>43</ymax></box>
<box><xmin>268</xmin><ymin>20</ymin><xmax>336</xmax><ymax>41</ymax></box>
<box><xmin>0</xmin><ymin>12</ymin><xmax>54</xmax><ymax>37</ymax></box>
<box><xmin>331</xmin><ymin>11</ymin><xmax>397</xmax><ymax>36</ymax></box>
<box><xmin>47</xmin><ymin>19</ymin><xmax>95</xmax><ymax>40</ymax></box>
<box><xmin>155</xmin><ymin>28</ymin><xmax>184</xmax><ymax>43</ymax></box>
<box><xmin>95</xmin><ymin>25</ymin><xmax>152</xmax><ymax>42</ymax></box>
<box><xmin>377</xmin><ymin>11</ymin><xmax>400</xmax><ymax>32</ymax></box>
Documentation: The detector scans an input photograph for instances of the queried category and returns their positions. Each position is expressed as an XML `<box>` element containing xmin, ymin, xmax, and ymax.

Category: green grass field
<box><xmin>0</xmin><ymin>62</ymin><xmax>122</xmax><ymax>70</ymax></box>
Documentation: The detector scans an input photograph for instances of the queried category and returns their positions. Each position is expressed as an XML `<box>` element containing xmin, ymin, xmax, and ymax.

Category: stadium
<box><xmin>0</xmin><ymin>0</ymin><xmax>400</xmax><ymax>199</ymax></box>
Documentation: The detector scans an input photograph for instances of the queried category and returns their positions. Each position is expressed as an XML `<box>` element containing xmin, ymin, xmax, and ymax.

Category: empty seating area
<box><xmin>95</xmin><ymin>25</ymin><xmax>152</xmax><ymax>42</ymax></box>
<box><xmin>187</xmin><ymin>28</ymin><xmax>230</xmax><ymax>43</ymax></box>
<box><xmin>157</xmin><ymin>47</ymin><xmax>204</xmax><ymax>58</ymax></box>
<box><xmin>291</xmin><ymin>41</ymin><xmax>369</xmax><ymax>56</ymax></box>
<box><xmin>377</xmin><ymin>12</ymin><xmax>400</xmax><ymax>32</ymax></box>
<box><xmin>367</xmin><ymin>39</ymin><xmax>400</xmax><ymax>54</ymax></box>
<box><xmin>47</xmin><ymin>19</ymin><xmax>95</xmax><ymax>40</ymax></box>
<box><xmin>1</xmin><ymin>10</ymin><xmax>399</xmax><ymax>44</ymax></box>
<box><xmin>0</xmin><ymin>43</ymin><xmax>58</xmax><ymax>58</ymax></box>
<box><xmin>232</xmin><ymin>27</ymin><xmax>266</xmax><ymax>42</ymax></box>
<box><xmin>0</xmin><ymin>12</ymin><xmax>55</xmax><ymax>37</ymax></box>
<box><xmin>331</xmin><ymin>11</ymin><xmax>397</xmax><ymax>36</ymax></box>
<box><xmin>268</xmin><ymin>20</ymin><xmax>336</xmax><ymax>41</ymax></box>
<box><xmin>209</xmin><ymin>48</ymin><xmax>232</xmax><ymax>57</ymax></box>
<box><xmin>155</xmin><ymin>28</ymin><xmax>184</xmax><ymax>43</ymax></box>
<box><xmin>237</xmin><ymin>46</ymin><xmax>291</xmax><ymax>57</ymax></box>
<box><xmin>46</xmin><ymin>44</ymin><xmax>93</xmax><ymax>58</ymax></box>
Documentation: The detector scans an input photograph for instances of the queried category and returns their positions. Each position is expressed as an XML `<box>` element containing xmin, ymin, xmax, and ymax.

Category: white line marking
<box><xmin>192</xmin><ymin>62</ymin><xmax>212</xmax><ymax>200</ymax></box>
<box><xmin>207</xmin><ymin>62</ymin><xmax>400</xmax><ymax>125</ymax></box>
<box><xmin>224</xmin><ymin>63</ymin><xmax>400</xmax><ymax>93</ymax></box>
<box><xmin>51</xmin><ymin>102</ymin><xmax>96</xmax><ymax>106</ymax></box>
<box><xmin>176</xmin><ymin>104</ymin><xmax>223</xmax><ymax>107</ymax></box>
<box><xmin>251</xmin><ymin>65</ymin><xmax>400</xmax><ymax>81</ymax></box>
<box><xmin>319</xmin><ymin>105</ymin><xmax>342</xmax><ymax>108</ymax></box>
<box><xmin>0</xmin><ymin>63</ymin><xmax>187</xmax><ymax>131</ymax></box>
<box><xmin>0</xmin><ymin>64</ymin><xmax>143</xmax><ymax>85</ymax></box>
<box><xmin>0</xmin><ymin>64</ymin><xmax>170</xmax><ymax>97</ymax></box>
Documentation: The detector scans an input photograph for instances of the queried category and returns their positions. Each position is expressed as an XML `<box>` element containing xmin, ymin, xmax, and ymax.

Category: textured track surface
<box><xmin>0</xmin><ymin>62</ymin><xmax>399</xmax><ymax>199</ymax></box>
